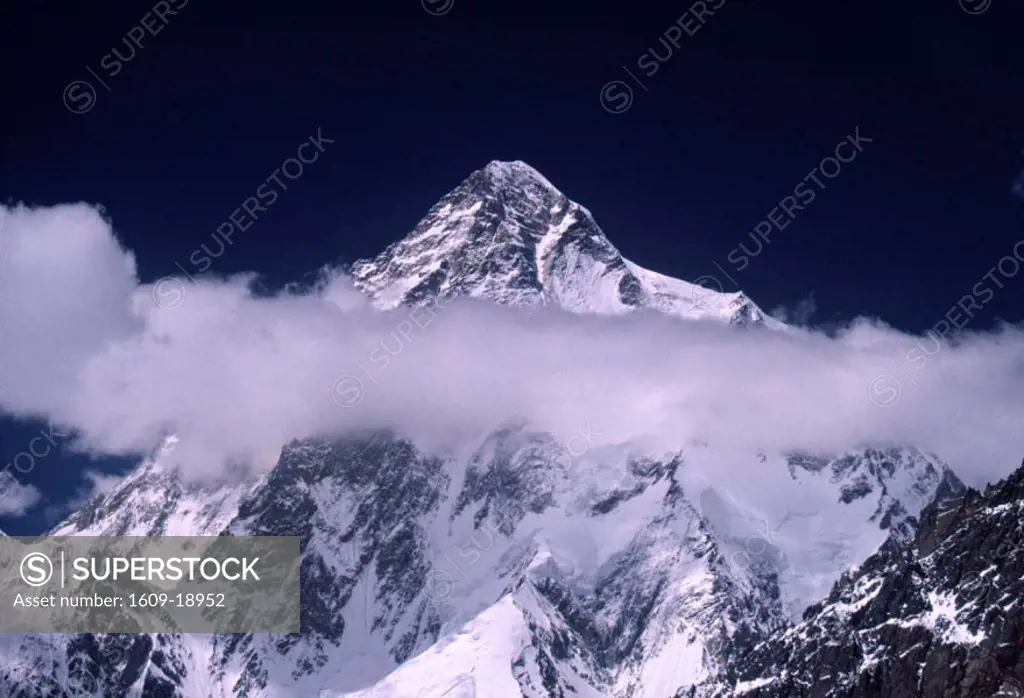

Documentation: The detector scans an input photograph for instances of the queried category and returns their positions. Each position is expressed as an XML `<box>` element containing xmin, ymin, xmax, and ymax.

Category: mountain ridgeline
<box><xmin>1</xmin><ymin>161</ymin><xmax>1012</xmax><ymax>698</ymax></box>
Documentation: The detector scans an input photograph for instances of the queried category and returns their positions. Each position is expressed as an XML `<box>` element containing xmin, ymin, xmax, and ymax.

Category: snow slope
<box><xmin>351</xmin><ymin>161</ymin><xmax>783</xmax><ymax>328</ymax></box>
<box><xmin>0</xmin><ymin>161</ymin><xmax>968</xmax><ymax>698</ymax></box>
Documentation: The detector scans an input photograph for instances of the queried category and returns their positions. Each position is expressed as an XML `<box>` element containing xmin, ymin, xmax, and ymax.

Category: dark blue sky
<box><xmin>2</xmin><ymin>0</ymin><xmax>1023</xmax><ymax>534</ymax></box>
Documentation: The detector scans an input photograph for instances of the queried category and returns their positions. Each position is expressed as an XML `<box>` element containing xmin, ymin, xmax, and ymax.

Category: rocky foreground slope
<box><xmin>683</xmin><ymin>460</ymin><xmax>1024</xmax><ymax>698</ymax></box>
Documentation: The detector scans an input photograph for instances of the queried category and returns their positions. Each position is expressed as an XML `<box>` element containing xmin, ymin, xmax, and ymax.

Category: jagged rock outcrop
<box><xmin>0</xmin><ymin>161</ymin><xmax>984</xmax><ymax>698</ymax></box>
<box><xmin>685</xmin><ymin>461</ymin><xmax>1024</xmax><ymax>698</ymax></box>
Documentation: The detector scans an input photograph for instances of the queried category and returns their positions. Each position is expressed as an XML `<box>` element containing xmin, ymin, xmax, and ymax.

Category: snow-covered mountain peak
<box><xmin>5</xmin><ymin>163</ymin><xmax>991</xmax><ymax>697</ymax></box>
<box><xmin>351</xmin><ymin>161</ymin><xmax>781</xmax><ymax>327</ymax></box>
<box><xmin>479</xmin><ymin>159</ymin><xmax>562</xmax><ymax>196</ymax></box>
<box><xmin>51</xmin><ymin>433</ymin><xmax>250</xmax><ymax>538</ymax></box>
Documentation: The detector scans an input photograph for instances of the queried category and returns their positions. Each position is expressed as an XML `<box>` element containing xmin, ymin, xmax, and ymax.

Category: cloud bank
<box><xmin>1</xmin><ymin>203</ymin><xmax>1023</xmax><ymax>489</ymax></box>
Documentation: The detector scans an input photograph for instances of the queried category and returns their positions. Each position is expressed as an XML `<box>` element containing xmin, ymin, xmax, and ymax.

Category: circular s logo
<box><xmin>959</xmin><ymin>0</ymin><xmax>991</xmax><ymax>14</ymax></box>
<box><xmin>424</xmin><ymin>569</ymin><xmax>454</xmax><ymax>602</ymax></box>
<box><xmin>690</xmin><ymin>275</ymin><xmax>724</xmax><ymax>312</ymax></box>
<box><xmin>600</xmin><ymin>81</ymin><xmax>633</xmax><ymax>114</ymax></box>
<box><xmin>65</xmin><ymin>655</ymin><xmax>100</xmax><ymax>697</ymax></box>
<box><xmin>868</xmin><ymin>375</ymin><xmax>901</xmax><ymax>408</ymax></box>
<box><xmin>422</xmin><ymin>0</ymin><xmax>454</xmax><ymax>15</ymax></box>
<box><xmin>332</xmin><ymin>375</ymin><xmax>365</xmax><ymax>407</ymax></box>
<box><xmin>20</xmin><ymin>552</ymin><xmax>54</xmax><ymax>587</ymax></box>
<box><xmin>152</xmin><ymin>277</ymin><xmax>186</xmax><ymax>309</ymax></box>
<box><xmin>63</xmin><ymin>80</ymin><xmax>97</xmax><ymax>114</ymax></box>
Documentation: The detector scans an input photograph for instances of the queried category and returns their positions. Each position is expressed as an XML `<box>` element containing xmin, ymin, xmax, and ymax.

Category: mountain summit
<box><xmin>0</xmin><ymin>164</ymin><xmax>984</xmax><ymax>698</ymax></box>
<box><xmin>352</xmin><ymin>160</ymin><xmax>781</xmax><ymax>327</ymax></box>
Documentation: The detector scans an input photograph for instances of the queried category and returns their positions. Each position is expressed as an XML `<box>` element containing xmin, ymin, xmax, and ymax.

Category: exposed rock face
<box><xmin>350</xmin><ymin>160</ymin><xmax>780</xmax><ymax>328</ymax></box>
<box><xmin>685</xmin><ymin>462</ymin><xmax>1024</xmax><ymax>698</ymax></box>
<box><xmin>0</xmin><ymin>161</ymin><xmax>993</xmax><ymax>698</ymax></box>
<box><xmin>0</xmin><ymin>434</ymin><xmax>965</xmax><ymax>697</ymax></box>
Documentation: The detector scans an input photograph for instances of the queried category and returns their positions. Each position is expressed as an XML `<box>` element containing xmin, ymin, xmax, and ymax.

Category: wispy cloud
<box><xmin>0</xmin><ymin>472</ymin><xmax>42</xmax><ymax>519</ymax></box>
<box><xmin>1</xmin><ymin>203</ymin><xmax>1023</xmax><ymax>488</ymax></box>
<box><xmin>771</xmin><ymin>293</ymin><xmax>818</xmax><ymax>327</ymax></box>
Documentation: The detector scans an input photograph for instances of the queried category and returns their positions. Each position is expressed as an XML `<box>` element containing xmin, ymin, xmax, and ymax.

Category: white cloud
<box><xmin>57</xmin><ymin>470</ymin><xmax>129</xmax><ymax>516</ymax></box>
<box><xmin>1</xmin><ymin>203</ymin><xmax>1023</xmax><ymax>489</ymax></box>
<box><xmin>0</xmin><ymin>472</ymin><xmax>42</xmax><ymax>518</ymax></box>
<box><xmin>771</xmin><ymin>292</ymin><xmax>817</xmax><ymax>327</ymax></box>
